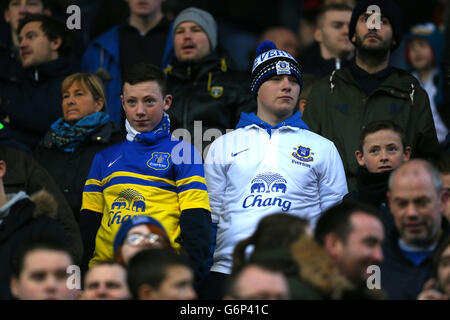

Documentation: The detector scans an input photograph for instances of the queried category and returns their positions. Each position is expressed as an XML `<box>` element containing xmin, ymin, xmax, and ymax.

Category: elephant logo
<box><xmin>271</xmin><ymin>183</ymin><xmax>287</xmax><ymax>193</ymax></box>
<box><xmin>111</xmin><ymin>189</ymin><xmax>147</xmax><ymax>212</ymax></box>
<box><xmin>111</xmin><ymin>197</ymin><xmax>127</xmax><ymax>210</ymax></box>
<box><xmin>132</xmin><ymin>200</ymin><xmax>146</xmax><ymax>212</ymax></box>
<box><xmin>251</xmin><ymin>182</ymin><xmax>266</xmax><ymax>193</ymax></box>
<box><xmin>250</xmin><ymin>172</ymin><xmax>287</xmax><ymax>194</ymax></box>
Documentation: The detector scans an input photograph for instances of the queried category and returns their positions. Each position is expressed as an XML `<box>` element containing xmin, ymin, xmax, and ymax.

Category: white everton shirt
<box><xmin>205</xmin><ymin>121</ymin><xmax>348</xmax><ymax>274</ymax></box>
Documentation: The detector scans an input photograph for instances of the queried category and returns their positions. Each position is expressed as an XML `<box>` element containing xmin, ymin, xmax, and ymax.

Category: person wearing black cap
<box><xmin>202</xmin><ymin>40</ymin><xmax>348</xmax><ymax>299</ymax></box>
<box><xmin>303</xmin><ymin>0</ymin><xmax>440</xmax><ymax>192</ymax></box>
<box><xmin>163</xmin><ymin>7</ymin><xmax>255</xmax><ymax>157</ymax></box>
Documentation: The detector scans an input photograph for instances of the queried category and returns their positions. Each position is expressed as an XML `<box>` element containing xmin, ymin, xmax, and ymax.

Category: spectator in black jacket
<box><xmin>0</xmin><ymin>13</ymin><xmax>77</xmax><ymax>150</ymax></box>
<box><xmin>0</xmin><ymin>145</ymin><xmax>83</xmax><ymax>265</ymax></box>
<box><xmin>0</xmin><ymin>157</ymin><xmax>68</xmax><ymax>300</ymax></box>
<box><xmin>303</xmin><ymin>3</ymin><xmax>354</xmax><ymax>78</ymax></box>
<box><xmin>164</xmin><ymin>7</ymin><xmax>255</xmax><ymax>157</ymax></box>
<box><xmin>382</xmin><ymin>159</ymin><xmax>450</xmax><ymax>299</ymax></box>
<box><xmin>0</xmin><ymin>0</ymin><xmax>52</xmax><ymax>85</ymax></box>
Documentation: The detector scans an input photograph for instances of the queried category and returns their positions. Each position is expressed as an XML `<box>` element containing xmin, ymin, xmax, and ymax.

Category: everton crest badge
<box><xmin>276</xmin><ymin>61</ymin><xmax>291</xmax><ymax>75</ymax></box>
<box><xmin>210</xmin><ymin>86</ymin><xmax>224</xmax><ymax>98</ymax></box>
<box><xmin>147</xmin><ymin>152</ymin><xmax>171</xmax><ymax>170</ymax></box>
<box><xmin>292</xmin><ymin>145</ymin><xmax>314</xmax><ymax>162</ymax></box>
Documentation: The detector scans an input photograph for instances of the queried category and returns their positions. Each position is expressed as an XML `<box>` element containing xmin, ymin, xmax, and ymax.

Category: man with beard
<box><xmin>382</xmin><ymin>160</ymin><xmax>449</xmax><ymax>299</ymax></box>
<box><xmin>302</xmin><ymin>0</ymin><xmax>440</xmax><ymax>191</ymax></box>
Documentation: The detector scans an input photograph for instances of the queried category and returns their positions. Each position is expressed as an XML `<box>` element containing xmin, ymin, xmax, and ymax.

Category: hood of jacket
<box><xmin>0</xmin><ymin>190</ymin><xmax>58</xmax><ymax>242</ymax></box>
<box><xmin>28</xmin><ymin>190</ymin><xmax>58</xmax><ymax>219</ymax></box>
<box><xmin>290</xmin><ymin>235</ymin><xmax>353</xmax><ymax>299</ymax></box>
<box><xmin>291</xmin><ymin>236</ymin><xmax>387</xmax><ymax>300</ymax></box>
<box><xmin>236</xmin><ymin>111</ymin><xmax>309</xmax><ymax>132</ymax></box>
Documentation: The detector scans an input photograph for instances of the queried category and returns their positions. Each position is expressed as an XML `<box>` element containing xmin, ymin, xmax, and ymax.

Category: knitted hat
<box><xmin>348</xmin><ymin>0</ymin><xmax>403</xmax><ymax>51</ymax></box>
<box><xmin>113</xmin><ymin>215</ymin><xmax>168</xmax><ymax>253</ymax></box>
<box><xmin>250</xmin><ymin>41</ymin><xmax>302</xmax><ymax>98</ymax></box>
<box><xmin>173</xmin><ymin>7</ymin><xmax>217</xmax><ymax>51</ymax></box>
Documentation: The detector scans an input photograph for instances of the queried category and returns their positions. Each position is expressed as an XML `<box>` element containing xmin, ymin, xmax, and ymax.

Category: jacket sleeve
<box><xmin>174</xmin><ymin>143</ymin><xmax>212</xmax><ymax>285</ymax></box>
<box><xmin>179</xmin><ymin>208</ymin><xmax>212</xmax><ymax>287</ymax></box>
<box><xmin>25</xmin><ymin>151</ymin><xmax>83</xmax><ymax>264</ymax></box>
<box><xmin>413</xmin><ymin>86</ymin><xmax>441</xmax><ymax>159</ymax></box>
<box><xmin>79</xmin><ymin>209</ymin><xmax>103</xmax><ymax>272</ymax></box>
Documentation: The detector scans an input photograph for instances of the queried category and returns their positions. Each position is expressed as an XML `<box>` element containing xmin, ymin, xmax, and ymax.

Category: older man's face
<box><xmin>388</xmin><ymin>163</ymin><xmax>446</xmax><ymax>246</ymax></box>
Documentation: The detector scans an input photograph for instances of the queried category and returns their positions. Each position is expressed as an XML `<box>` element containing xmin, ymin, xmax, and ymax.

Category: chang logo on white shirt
<box><xmin>242</xmin><ymin>172</ymin><xmax>292</xmax><ymax>212</ymax></box>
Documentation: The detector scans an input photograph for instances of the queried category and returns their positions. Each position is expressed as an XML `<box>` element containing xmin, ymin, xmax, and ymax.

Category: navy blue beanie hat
<box><xmin>113</xmin><ymin>215</ymin><xmax>168</xmax><ymax>253</ymax></box>
<box><xmin>250</xmin><ymin>41</ymin><xmax>302</xmax><ymax>98</ymax></box>
<box><xmin>348</xmin><ymin>0</ymin><xmax>404</xmax><ymax>51</ymax></box>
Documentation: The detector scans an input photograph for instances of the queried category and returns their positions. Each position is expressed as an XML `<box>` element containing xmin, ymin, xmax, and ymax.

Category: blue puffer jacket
<box><xmin>81</xmin><ymin>24</ymin><xmax>174</xmax><ymax>125</ymax></box>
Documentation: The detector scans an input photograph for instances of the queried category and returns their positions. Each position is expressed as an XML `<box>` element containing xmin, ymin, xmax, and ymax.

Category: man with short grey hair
<box><xmin>382</xmin><ymin>159</ymin><xmax>450</xmax><ymax>299</ymax></box>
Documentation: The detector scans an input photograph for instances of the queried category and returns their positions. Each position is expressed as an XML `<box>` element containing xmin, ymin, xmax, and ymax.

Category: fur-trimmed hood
<box><xmin>290</xmin><ymin>236</ymin><xmax>386</xmax><ymax>300</ymax></box>
<box><xmin>290</xmin><ymin>236</ymin><xmax>353</xmax><ymax>299</ymax></box>
<box><xmin>29</xmin><ymin>190</ymin><xmax>58</xmax><ymax>219</ymax></box>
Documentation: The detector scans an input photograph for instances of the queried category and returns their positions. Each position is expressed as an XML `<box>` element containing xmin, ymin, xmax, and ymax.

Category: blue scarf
<box><xmin>134</xmin><ymin>113</ymin><xmax>171</xmax><ymax>145</ymax></box>
<box><xmin>50</xmin><ymin>112</ymin><xmax>110</xmax><ymax>152</ymax></box>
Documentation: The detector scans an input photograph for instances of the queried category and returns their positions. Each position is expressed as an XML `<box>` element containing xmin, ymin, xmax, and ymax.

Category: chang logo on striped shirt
<box><xmin>109</xmin><ymin>189</ymin><xmax>147</xmax><ymax>226</ymax></box>
<box><xmin>242</xmin><ymin>172</ymin><xmax>291</xmax><ymax>212</ymax></box>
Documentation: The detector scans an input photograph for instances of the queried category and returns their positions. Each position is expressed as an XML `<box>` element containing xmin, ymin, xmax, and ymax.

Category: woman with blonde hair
<box><xmin>34</xmin><ymin>72</ymin><xmax>124</xmax><ymax>271</ymax></box>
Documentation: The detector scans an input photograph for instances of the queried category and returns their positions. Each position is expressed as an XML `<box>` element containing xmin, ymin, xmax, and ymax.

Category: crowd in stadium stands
<box><xmin>0</xmin><ymin>0</ymin><xmax>450</xmax><ymax>301</ymax></box>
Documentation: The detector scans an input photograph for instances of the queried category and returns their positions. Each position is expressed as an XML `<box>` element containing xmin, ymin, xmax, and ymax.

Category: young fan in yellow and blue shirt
<box><xmin>80</xmin><ymin>63</ymin><xmax>211</xmax><ymax>285</ymax></box>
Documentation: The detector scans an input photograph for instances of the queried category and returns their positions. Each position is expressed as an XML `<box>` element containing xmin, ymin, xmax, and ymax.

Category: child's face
<box><xmin>408</xmin><ymin>38</ymin><xmax>434</xmax><ymax>71</ymax></box>
<box><xmin>355</xmin><ymin>129</ymin><xmax>411</xmax><ymax>173</ymax></box>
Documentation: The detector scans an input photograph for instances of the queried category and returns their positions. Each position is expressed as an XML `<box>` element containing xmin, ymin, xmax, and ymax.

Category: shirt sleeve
<box><xmin>81</xmin><ymin>152</ymin><xmax>105</xmax><ymax>213</ymax></box>
<box><xmin>204</xmin><ymin>137</ymin><xmax>227</xmax><ymax>225</ymax></box>
<box><xmin>173</xmin><ymin>142</ymin><xmax>211</xmax><ymax>212</ymax></box>
<box><xmin>317</xmin><ymin>141</ymin><xmax>348</xmax><ymax>215</ymax></box>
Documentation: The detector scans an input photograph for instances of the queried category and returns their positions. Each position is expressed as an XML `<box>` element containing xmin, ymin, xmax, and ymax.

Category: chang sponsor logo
<box><xmin>108</xmin><ymin>189</ymin><xmax>147</xmax><ymax>226</ymax></box>
<box><xmin>242</xmin><ymin>172</ymin><xmax>291</xmax><ymax>212</ymax></box>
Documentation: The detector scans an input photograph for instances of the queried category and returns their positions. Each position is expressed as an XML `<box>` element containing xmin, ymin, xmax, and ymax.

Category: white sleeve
<box><xmin>204</xmin><ymin>137</ymin><xmax>227</xmax><ymax>224</ymax></box>
<box><xmin>317</xmin><ymin>142</ymin><xmax>348</xmax><ymax>212</ymax></box>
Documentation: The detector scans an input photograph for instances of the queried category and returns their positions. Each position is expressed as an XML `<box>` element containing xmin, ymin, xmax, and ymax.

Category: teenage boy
<box><xmin>203</xmin><ymin>41</ymin><xmax>348</xmax><ymax>299</ymax></box>
<box><xmin>80</xmin><ymin>63</ymin><xmax>211</xmax><ymax>285</ymax></box>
